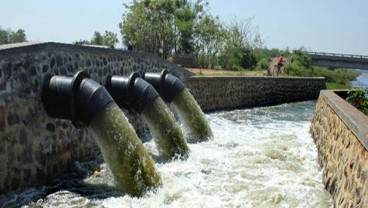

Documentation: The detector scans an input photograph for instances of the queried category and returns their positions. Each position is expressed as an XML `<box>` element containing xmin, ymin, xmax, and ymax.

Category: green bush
<box><xmin>313</xmin><ymin>67</ymin><xmax>358</xmax><ymax>85</ymax></box>
<box><xmin>346</xmin><ymin>87</ymin><xmax>368</xmax><ymax>115</ymax></box>
<box><xmin>286</xmin><ymin>62</ymin><xmax>312</xmax><ymax>77</ymax></box>
<box><xmin>220</xmin><ymin>45</ymin><xmax>257</xmax><ymax>70</ymax></box>
<box><xmin>255</xmin><ymin>58</ymin><xmax>269</xmax><ymax>71</ymax></box>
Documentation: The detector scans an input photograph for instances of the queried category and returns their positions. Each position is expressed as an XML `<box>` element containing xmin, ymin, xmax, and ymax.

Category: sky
<box><xmin>1</xmin><ymin>0</ymin><xmax>367</xmax><ymax>55</ymax></box>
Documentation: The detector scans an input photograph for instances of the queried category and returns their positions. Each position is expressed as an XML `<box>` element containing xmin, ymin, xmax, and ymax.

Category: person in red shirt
<box><xmin>277</xmin><ymin>53</ymin><xmax>284</xmax><ymax>75</ymax></box>
<box><xmin>277</xmin><ymin>53</ymin><xmax>284</xmax><ymax>68</ymax></box>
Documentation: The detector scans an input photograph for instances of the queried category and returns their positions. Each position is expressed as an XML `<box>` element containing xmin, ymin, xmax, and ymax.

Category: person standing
<box><xmin>276</xmin><ymin>53</ymin><xmax>284</xmax><ymax>76</ymax></box>
<box><xmin>127</xmin><ymin>41</ymin><xmax>133</xmax><ymax>51</ymax></box>
<box><xmin>277</xmin><ymin>53</ymin><xmax>284</xmax><ymax>69</ymax></box>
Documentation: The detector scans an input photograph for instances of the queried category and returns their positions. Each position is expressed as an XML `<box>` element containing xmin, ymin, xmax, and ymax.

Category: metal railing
<box><xmin>307</xmin><ymin>52</ymin><xmax>368</xmax><ymax>60</ymax></box>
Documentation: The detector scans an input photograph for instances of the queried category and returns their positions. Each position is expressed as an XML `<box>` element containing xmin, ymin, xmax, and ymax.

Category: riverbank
<box><xmin>187</xmin><ymin>68</ymin><xmax>366</xmax><ymax>91</ymax></box>
<box><xmin>187</xmin><ymin>68</ymin><xmax>267</xmax><ymax>77</ymax></box>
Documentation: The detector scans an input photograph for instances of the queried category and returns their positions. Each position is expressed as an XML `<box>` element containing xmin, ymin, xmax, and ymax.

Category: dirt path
<box><xmin>186</xmin><ymin>68</ymin><xmax>268</xmax><ymax>77</ymax></box>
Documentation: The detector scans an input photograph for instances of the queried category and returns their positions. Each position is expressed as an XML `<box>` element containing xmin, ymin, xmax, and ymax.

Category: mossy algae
<box><xmin>90</xmin><ymin>102</ymin><xmax>162</xmax><ymax>196</ymax></box>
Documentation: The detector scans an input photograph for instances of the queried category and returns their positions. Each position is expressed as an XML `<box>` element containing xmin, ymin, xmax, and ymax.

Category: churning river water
<box><xmin>2</xmin><ymin>101</ymin><xmax>333</xmax><ymax>208</ymax></box>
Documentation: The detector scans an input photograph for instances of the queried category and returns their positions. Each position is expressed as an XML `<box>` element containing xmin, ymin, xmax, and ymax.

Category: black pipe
<box><xmin>105</xmin><ymin>72</ymin><xmax>159</xmax><ymax>114</ymax></box>
<box><xmin>41</xmin><ymin>70</ymin><xmax>114</xmax><ymax>128</ymax></box>
<box><xmin>143</xmin><ymin>69</ymin><xmax>185</xmax><ymax>103</ymax></box>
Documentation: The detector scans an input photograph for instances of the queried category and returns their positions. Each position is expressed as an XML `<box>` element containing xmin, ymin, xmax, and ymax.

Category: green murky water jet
<box><xmin>142</xmin><ymin>98</ymin><xmax>190</xmax><ymax>160</ymax></box>
<box><xmin>89</xmin><ymin>102</ymin><xmax>162</xmax><ymax>196</ymax></box>
<box><xmin>171</xmin><ymin>89</ymin><xmax>213</xmax><ymax>143</ymax></box>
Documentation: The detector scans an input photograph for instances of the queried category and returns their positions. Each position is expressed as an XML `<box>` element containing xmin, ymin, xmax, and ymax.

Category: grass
<box><xmin>188</xmin><ymin>68</ymin><xmax>267</xmax><ymax>76</ymax></box>
<box><xmin>326</xmin><ymin>82</ymin><xmax>351</xmax><ymax>90</ymax></box>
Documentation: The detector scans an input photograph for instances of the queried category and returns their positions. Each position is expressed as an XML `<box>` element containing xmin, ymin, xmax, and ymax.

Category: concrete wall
<box><xmin>171</xmin><ymin>54</ymin><xmax>195</xmax><ymax>68</ymax></box>
<box><xmin>0</xmin><ymin>42</ymin><xmax>192</xmax><ymax>193</ymax></box>
<box><xmin>0</xmin><ymin>42</ymin><xmax>326</xmax><ymax>193</ymax></box>
<box><xmin>310</xmin><ymin>90</ymin><xmax>368</xmax><ymax>207</ymax></box>
<box><xmin>185</xmin><ymin>76</ymin><xmax>325</xmax><ymax>112</ymax></box>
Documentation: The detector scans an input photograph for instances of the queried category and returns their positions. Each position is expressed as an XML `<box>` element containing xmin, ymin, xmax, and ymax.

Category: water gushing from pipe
<box><xmin>106</xmin><ymin>73</ymin><xmax>190</xmax><ymax>160</ymax></box>
<box><xmin>41</xmin><ymin>71</ymin><xmax>161</xmax><ymax>196</ymax></box>
<box><xmin>170</xmin><ymin>88</ymin><xmax>213</xmax><ymax>143</ymax></box>
<box><xmin>143</xmin><ymin>70</ymin><xmax>213</xmax><ymax>143</ymax></box>
<box><xmin>142</xmin><ymin>98</ymin><xmax>190</xmax><ymax>159</ymax></box>
<box><xmin>89</xmin><ymin>102</ymin><xmax>162</xmax><ymax>196</ymax></box>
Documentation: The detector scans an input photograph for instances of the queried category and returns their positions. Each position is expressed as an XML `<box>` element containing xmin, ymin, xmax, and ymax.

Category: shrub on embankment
<box><xmin>346</xmin><ymin>87</ymin><xmax>368</xmax><ymax>115</ymax></box>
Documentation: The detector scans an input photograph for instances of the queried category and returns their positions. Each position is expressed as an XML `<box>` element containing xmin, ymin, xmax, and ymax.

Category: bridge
<box><xmin>307</xmin><ymin>52</ymin><xmax>368</xmax><ymax>70</ymax></box>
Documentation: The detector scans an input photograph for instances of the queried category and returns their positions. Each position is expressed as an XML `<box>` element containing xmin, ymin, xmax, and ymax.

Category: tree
<box><xmin>73</xmin><ymin>39</ymin><xmax>90</xmax><ymax>46</ymax></box>
<box><xmin>73</xmin><ymin>30</ymin><xmax>119</xmax><ymax>48</ymax></box>
<box><xmin>119</xmin><ymin>0</ymin><xmax>210</xmax><ymax>58</ymax></box>
<box><xmin>119</xmin><ymin>0</ymin><xmax>264</xmax><ymax>69</ymax></box>
<box><xmin>99</xmin><ymin>31</ymin><xmax>119</xmax><ymax>49</ymax></box>
<box><xmin>120</xmin><ymin>0</ymin><xmax>177</xmax><ymax>58</ymax></box>
<box><xmin>219</xmin><ymin>17</ymin><xmax>261</xmax><ymax>70</ymax></box>
<box><xmin>174</xmin><ymin>4</ymin><xmax>196</xmax><ymax>54</ymax></box>
<box><xmin>285</xmin><ymin>48</ymin><xmax>314</xmax><ymax>76</ymax></box>
<box><xmin>193</xmin><ymin>14</ymin><xmax>225</xmax><ymax>68</ymax></box>
<box><xmin>291</xmin><ymin>48</ymin><xmax>313</xmax><ymax>68</ymax></box>
<box><xmin>0</xmin><ymin>29</ymin><xmax>7</xmax><ymax>44</ymax></box>
<box><xmin>0</xmin><ymin>27</ymin><xmax>27</xmax><ymax>45</ymax></box>
<box><xmin>9</xmin><ymin>29</ymin><xmax>27</xmax><ymax>43</ymax></box>
<box><xmin>91</xmin><ymin>31</ymin><xmax>104</xmax><ymax>45</ymax></box>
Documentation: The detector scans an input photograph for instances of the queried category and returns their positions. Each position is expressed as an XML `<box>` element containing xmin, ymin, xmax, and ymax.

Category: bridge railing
<box><xmin>307</xmin><ymin>52</ymin><xmax>368</xmax><ymax>60</ymax></box>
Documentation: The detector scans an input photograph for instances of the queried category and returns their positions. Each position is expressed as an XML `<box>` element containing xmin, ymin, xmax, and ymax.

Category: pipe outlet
<box><xmin>105</xmin><ymin>72</ymin><xmax>159</xmax><ymax>114</ymax></box>
<box><xmin>143</xmin><ymin>69</ymin><xmax>185</xmax><ymax>103</ymax></box>
<box><xmin>41</xmin><ymin>70</ymin><xmax>114</xmax><ymax>128</ymax></box>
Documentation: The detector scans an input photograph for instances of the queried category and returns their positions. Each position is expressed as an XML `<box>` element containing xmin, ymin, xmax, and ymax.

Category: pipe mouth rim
<box><xmin>128</xmin><ymin>72</ymin><xmax>140</xmax><ymax>88</ymax></box>
<box><xmin>70</xmin><ymin>70</ymin><xmax>90</xmax><ymax>127</ymax></box>
<box><xmin>42</xmin><ymin>70</ymin><xmax>114</xmax><ymax>128</ymax></box>
<box><xmin>160</xmin><ymin>69</ymin><xmax>169</xmax><ymax>83</ymax></box>
<box><xmin>105</xmin><ymin>75</ymin><xmax>112</xmax><ymax>90</ymax></box>
<box><xmin>41</xmin><ymin>73</ymin><xmax>54</xmax><ymax>103</ymax></box>
<box><xmin>127</xmin><ymin>72</ymin><xmax>140</xmax><ymax>105</ymax></box>
<box><xmin>71</xmin><ymin>70</ymin><xmax>90</xmax><ymax>94</ymax></box>
<box><xmin>156</xmin><ymin>69</ymin><xmax>168</xmax><ymax>96</ymax></box>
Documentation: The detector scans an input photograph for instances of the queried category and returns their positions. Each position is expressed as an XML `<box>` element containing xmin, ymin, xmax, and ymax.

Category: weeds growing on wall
<box><xmin>346</xmin><ymin>87</ymin><xmax>368</xmax><ymax>115</ymax></box>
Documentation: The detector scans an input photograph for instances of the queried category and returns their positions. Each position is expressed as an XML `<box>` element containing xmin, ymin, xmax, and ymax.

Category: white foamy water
<box><xmin>2</xmin><ymin>101</ymin><xmax>333</xmax><ymax>208</ymax></box>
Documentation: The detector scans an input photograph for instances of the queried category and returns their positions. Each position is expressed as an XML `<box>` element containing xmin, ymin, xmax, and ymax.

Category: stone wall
<box><xmin>0</xmin><ymin>42</ymin><xmax>192</xmax><ymax>193</ymax></box>
<box><xmin>171</xmin><ymin>54</ymin><xmax>195</xmax><ymax>68</ymax></box>
<box><xmin>185</xmin><ymin>76</ymin><xmax>325</xmax><ymax>112</ymax></box>
<box><xmin>0</xmin><ymin>42</ymin><xmax>326</xmax><ymax>194</ymax></box>
<box><xmin>310</xmin><ymin>90</ymin><xmax>368</xmax><ymax>207</ymax></box>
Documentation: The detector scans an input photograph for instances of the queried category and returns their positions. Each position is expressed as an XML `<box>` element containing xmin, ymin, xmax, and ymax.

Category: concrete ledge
<box><xmin>320</xmin><ymin>90</ymin><xmax>368</xmax><ymax>150</ymax></box>
<box><xmin>0</xmin><ymin>42</ymin><xmax>194</xmax><ymax>80</ymax></box>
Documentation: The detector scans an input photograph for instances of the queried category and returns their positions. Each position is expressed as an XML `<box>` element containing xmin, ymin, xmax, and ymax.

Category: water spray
<box><xmin>41</xmin><ymin>71</ymin><xmax>161</xmax><ymax>196</ymax></box>
<box><xmin>105</xmin><ymin>72</ymin><xmax>190</xmax><ymax>160</ymax></box>
<box><xmin>143</xmin><ymin>70</ymin><xmax>213</xmax><ymax>143</ymax></box>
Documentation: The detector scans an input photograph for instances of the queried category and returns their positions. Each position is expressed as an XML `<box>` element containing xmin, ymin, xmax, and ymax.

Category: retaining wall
<box><xmin>0</xmin><ymin>42</ymin><xmax>326</xmax><ymax>193</ymax></box>
<box><xmin>185</xmin><ymin>76</ymin><xmax>325</xmax><ymax>112</ymax></box>
<box><xmin>310</xmin><ymin>90</ymin><xmax>368</xmax><ymax>207</ymax></box>
<box><xmin>0</xmin><ymin>42</ymin><xmax>192</xmax><ymax>193</ymax></box>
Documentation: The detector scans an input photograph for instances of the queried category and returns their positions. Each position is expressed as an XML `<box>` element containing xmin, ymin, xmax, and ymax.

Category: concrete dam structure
<box><xmin>2</xmin><ymin>42</ymin><xmax>365</xmax><ymax>206</ymax></box>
